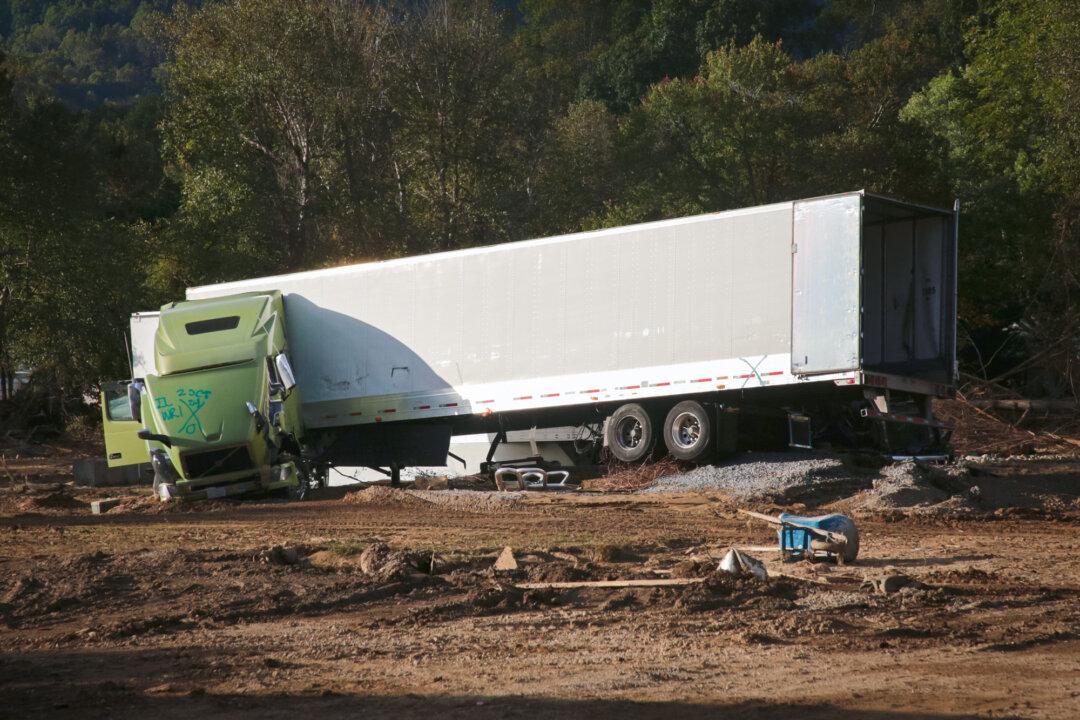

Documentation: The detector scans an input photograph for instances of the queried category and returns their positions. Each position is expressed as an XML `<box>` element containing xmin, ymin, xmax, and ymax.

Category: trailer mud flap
<box><xmin>322</xmin><ymin>423</ymin><xmax>453</xmax><ymax>467</ymax></box>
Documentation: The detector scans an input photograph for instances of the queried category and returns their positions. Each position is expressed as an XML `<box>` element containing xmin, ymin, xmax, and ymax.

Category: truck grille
<box><xmin>181</xmin><ymin>446</ymin><xmax>254</xmax><ymax>479</ymax></box>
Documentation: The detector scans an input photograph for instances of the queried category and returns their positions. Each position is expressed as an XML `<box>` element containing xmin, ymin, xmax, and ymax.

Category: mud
<box><xmin>3</xmin><ymin>455</ymin><xmax>1080</xmax><ymax>718</ymax></box>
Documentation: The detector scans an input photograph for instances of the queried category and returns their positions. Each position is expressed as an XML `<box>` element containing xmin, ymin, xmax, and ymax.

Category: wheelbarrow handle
<box><xmin>737</xmin><ymin>509</ymin><xmax>848</xmax><ymax>546</ymax></box>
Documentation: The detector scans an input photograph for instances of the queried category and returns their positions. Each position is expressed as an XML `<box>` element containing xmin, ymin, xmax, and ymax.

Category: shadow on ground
<box><xmin>1</xmin><ymin>648</ymin><xmax>1022</xmax><ymax>720</ymax></box>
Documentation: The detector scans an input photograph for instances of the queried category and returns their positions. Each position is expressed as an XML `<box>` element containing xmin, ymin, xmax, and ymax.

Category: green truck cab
<box><xmin>102</xmin><ymin>291</ymin><xmax>307</xmax><ymax>500</ymax></box>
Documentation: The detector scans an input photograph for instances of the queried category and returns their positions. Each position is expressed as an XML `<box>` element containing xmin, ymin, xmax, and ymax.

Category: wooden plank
<box><xmin>516</xmin><ymin>578</ymin><xmax>705</xmax><ymax>590</ymax></box>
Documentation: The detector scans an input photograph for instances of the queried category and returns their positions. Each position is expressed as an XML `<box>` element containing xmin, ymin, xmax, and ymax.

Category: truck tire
<box><xmin>663</xmin><ymin>400</ymin><xmax>715</xmax><ymax>462</ymax></box>
<box><xmin>605</xmin><ymin>403</ymin><xmax>658</xmax><ymax>463</ymax></box>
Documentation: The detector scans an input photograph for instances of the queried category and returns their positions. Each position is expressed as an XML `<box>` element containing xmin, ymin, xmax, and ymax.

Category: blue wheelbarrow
<box><xmin>739</xmin><ymin>509</ymin><xmax>860</xmax><ymax>564</ymax></box>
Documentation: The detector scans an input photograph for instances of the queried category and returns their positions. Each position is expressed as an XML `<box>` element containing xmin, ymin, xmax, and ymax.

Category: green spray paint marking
<box><xmin>176</xmin><ymin>388</ymin><xmax>212</xmax><ymax>435</ymax></box>
<box><xmin>154</xmin><ymin>389</ymin><xmax>213</xmax><ymax>436</ymax></box>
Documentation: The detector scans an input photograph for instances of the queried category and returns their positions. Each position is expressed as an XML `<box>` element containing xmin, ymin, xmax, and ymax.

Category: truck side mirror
<box><xmin>127</xmin><ymin>383</ymin><xmax>142</xmax><ymax>424</ymax></box>
<box><xmin>275</xmin><ymin>353</ymin><xmax>297</xmax><ymax>392</ymax></box>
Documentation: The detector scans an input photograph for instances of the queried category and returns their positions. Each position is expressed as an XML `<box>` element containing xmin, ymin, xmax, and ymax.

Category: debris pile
<box><xmin>588</xmin><ymin>457</ymin><xmax>684</xmax><ymax>491</ymax></box>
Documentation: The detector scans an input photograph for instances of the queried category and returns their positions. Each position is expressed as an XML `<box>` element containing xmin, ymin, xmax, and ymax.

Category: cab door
<box><xmin>101</xmin><ymin>380</ymin><xmax>150</xmax><ymax>467</ymax></box>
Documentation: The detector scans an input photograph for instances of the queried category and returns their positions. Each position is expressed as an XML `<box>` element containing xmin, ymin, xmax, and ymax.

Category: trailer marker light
<box><xmin>590</xmin><ymin>397</ymin><xmax>599</xmax><ymax>401</ymax></box>
<box><xmin>483</xmin><ymin>408</ymin><xmax>493</xmax><ymax>416</ymax></box>
<box><xmin>692</xmin><ymin>378</ymin><xmax>712</xmax><ymax>383</ymax></box>
<box><xmin>441</xmin><ymin>402</ymin><xmax>459</xmax><ymax>408</ymax></box>
<box><xmin>716</xmin><ymin>384</ymin><xmax>726</xmax><ymax>390</ymax></box>
<box><xmin>834</xmin><ymin>378</ymin><xmax>857</xmax><ymax>386</ymax></box>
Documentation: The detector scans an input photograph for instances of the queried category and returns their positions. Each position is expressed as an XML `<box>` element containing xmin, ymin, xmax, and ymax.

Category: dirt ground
<box><xmin>2</xmin><ymin>452</ymin><xmax>1080</xmax><ymax>719</ymax></box>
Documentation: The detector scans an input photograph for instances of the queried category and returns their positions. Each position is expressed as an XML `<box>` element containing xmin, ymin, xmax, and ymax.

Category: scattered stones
<box><xmin>343</xmin><ymin>486</ymin><xmax>523</xmax><ymax>514</ymax></box>
<box><xmin>645</xmin><ymin>452</ymin><xmax>862</xmax><ymax>498</ymax></box>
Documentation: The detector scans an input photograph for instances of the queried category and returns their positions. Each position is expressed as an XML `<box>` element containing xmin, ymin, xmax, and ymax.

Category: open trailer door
<box><xmin>791</xmin><ymin>193</ymin><xmax>863</xmax><ymax>376</ymax></box>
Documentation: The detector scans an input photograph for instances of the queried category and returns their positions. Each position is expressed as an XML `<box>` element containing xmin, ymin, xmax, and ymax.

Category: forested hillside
<box><xmin>2</xmin><ymin>0</ymin><xmax>1079</xmax><ymax>430</ymax></box>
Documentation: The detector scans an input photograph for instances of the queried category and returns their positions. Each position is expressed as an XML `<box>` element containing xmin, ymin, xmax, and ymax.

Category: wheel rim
<box><xmin>670</xmin><ymin>411</ymin><xmax>702</xmax><ymax>450</ymax></box>
<box><xmin>614</xmin><ymin>415</ymin><xmax>644</xmax><ymax>450</ymax></box>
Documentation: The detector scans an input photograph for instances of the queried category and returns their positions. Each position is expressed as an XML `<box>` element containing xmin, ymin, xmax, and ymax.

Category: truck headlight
<box><xmin>149</xmin><ymin>449</ymin><xmax>180</xmax><ymax>482</ymax></box>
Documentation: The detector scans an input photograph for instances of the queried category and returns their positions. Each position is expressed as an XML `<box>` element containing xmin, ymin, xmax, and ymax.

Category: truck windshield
<box><xmin>185</xmin><ymin>316</ymin><xmax>241</xmax><ymax>335</ymax></box>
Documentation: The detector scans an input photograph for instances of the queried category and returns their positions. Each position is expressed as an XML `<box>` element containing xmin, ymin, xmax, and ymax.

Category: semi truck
<box><xmin>101</xmin><ymin>191</ymin><xmax>958</xmax><ymax>499</ymax></box>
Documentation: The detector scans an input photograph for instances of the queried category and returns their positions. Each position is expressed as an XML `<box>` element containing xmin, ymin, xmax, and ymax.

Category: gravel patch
<box><xmin>642</xmin><ymin>451</ymin><xmax>862</xmax><ymax>498</ymax></box>
<box><xmin>344</xmin><ymin>486</ymin><xmax>524</xmax><ymax>513</ymax></box>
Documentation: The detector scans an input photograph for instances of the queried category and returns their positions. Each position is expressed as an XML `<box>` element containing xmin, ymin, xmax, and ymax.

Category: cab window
<box><xmin>104</xmin><ymin>386</ymin><xmax>134</xmax><ymax>422</ymax></box>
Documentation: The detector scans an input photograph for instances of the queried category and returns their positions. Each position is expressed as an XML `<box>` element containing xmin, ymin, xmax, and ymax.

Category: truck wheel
<box><xmin>605</xmin><ymin>403</ymin><xmax>657</xmax><ymax>463</ymax></box>
<box><xmin>663</xmin><ymin>400</ymin><xmax>715</xmax><ymax>462</ymax></box>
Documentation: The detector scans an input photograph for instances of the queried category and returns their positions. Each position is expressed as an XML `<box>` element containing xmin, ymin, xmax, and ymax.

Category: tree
<box><xmin>603</xmin><ymin>37</ymin><xmax>816</xmax><ymax>224</ymax></box>
<box><xmin>903</xmin><ymin>0</ymin><xmax>1080</xmax><ymax>394</ymax></box>
<box><xmin>0</xmin><ymin>52</ymin><xmax>143</xmax><ymax>405</ymax></box>
<box><xmin>529</xmin><ymin>98</ymin><xmax>619</xmax><ymax>233</ymax></box>
<box><xmin>391</xmin><ymin>0</ymin><xmax>524</xmax><ymax>253</ymax></box>
<box><xmin>159</xmin><ymin>0</ymin><xmax>396</xmax><ymax>271</ymax></box>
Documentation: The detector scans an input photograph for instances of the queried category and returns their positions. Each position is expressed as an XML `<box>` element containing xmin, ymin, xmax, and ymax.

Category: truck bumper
<box><xmin>162</xmin><ymin>462</ymin><xmax>299</xmax><ymax>501</ymax></box>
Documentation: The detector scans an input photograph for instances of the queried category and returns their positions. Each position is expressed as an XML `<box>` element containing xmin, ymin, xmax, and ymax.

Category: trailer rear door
<box><xmin>859</xmin><ymin>196</ymin><xmax>956</xmax><ymax>383</ymax></box>
<box><xmin>791</xmin><ymin>194</ymin><xmax>862</xmax><ymax>375</ymax></box>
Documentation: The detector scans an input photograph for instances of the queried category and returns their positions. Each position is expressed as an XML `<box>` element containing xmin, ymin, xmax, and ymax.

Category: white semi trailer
<box><xmin>104</xmin><ymin>191</ymin><xmax>957</xmax><ymax>497</ymax></box>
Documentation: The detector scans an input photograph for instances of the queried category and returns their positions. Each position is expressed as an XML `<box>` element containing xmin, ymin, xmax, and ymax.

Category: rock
<box><xmin>267</xmin><ymin>545</ymin><xmax>300</xmax><ymax>565</ymax></box>
<box><xmin>868</xmin><ymin>572</ymin><xmax>916</xmax><ymax>594</ymax></box>
<box><xmin>359</xmin><ymin>542</ymin><xmax>391</xmax><ymax>574</ymax></box>
<box><xmin>90</xmin><ymin>498</ymin><xmax>122</xmax><ymax>515</ymax></box>
<box><xmin>494</xmin><ymin>546</ymin><xmax>518</xmax><ymax>571</ymax></box>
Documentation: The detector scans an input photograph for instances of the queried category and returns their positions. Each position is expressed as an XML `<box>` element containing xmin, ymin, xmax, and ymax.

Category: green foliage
<box><xmin>4</xmin><ymin>0</ymin><xmax>1080</xmax><ymax>404</ymax></box>
<box><xmin>0</xmin><ymin>46</ymin><xmax>170</xmax><ymax>404</ymax></box>
<box><xmin>0</xmin><ymin>0</ymin><xmax>183</xmax><ymax>108</ymax></box>
<box><xmin>902</xmin><ymin>0</ymin><xmax>1080</xmax><ymax>393</ymax></box>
